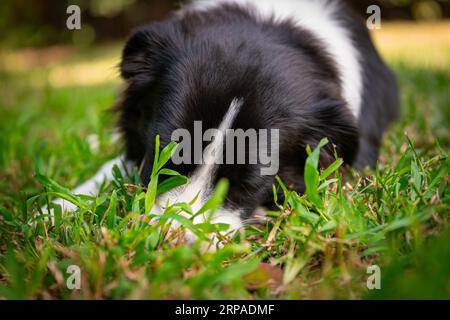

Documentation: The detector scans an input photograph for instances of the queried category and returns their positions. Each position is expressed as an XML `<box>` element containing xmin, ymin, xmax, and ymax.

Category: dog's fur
<box><xmin>47</xmin><ymin>0</ymin><xmax>399</xmax><ymax>236</ymax></box>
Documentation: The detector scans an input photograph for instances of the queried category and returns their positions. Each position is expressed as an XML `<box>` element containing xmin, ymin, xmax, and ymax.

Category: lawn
<box><xmin>0</xmin><ymin>22</ymin><xmax>449</xmax><ymax>299</ymax></box>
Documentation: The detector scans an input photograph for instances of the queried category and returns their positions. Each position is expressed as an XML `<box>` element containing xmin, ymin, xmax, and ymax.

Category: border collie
<box><xmin>45</xmin><ymin>0</ymin><xmax>399</xmax><ymax>240</ymax></box>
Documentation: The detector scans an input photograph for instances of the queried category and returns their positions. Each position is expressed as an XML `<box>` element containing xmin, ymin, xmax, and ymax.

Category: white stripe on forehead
<box><xmin>157</xmin><ymin>98</ymin><xmax>243</xmax><ymax>211</ymax></box>
<box><xmin>149</xmin><ymin>99</ymin><xmax>245</xmax><ymax>244</ymax></box>
<box><xmin>186</xmin><ymin>0</ymin><xmax>363</xmax><ymax>119</ymax></box>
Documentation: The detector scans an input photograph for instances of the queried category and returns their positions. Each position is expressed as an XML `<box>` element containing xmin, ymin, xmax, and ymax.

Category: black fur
<box><xmin>339</xmin><ymin>9</ymin><xmax>400</xmax><ymax>169</ymax></box>
<box><xmin>116</xmin><ymin>3</ymin><xmax>399</xmax><ymax>219</ymax></box>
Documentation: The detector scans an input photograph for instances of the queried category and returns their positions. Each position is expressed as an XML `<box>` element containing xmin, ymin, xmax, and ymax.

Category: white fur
<box><xmin>186</xmin><ymin>0</ymin><xmax>363</xmax><ymax>118</ymax></box>
<box><xmin>39</xmin><ymin>155</ymin><xmax>132</xmax><ymax>222</ymax></box>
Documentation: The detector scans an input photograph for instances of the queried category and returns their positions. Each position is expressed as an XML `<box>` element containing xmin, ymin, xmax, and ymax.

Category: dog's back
<box><xmin>184</xmin><ymin>0</ymin><xmax>399</xmax><ymax>169</ymax></box>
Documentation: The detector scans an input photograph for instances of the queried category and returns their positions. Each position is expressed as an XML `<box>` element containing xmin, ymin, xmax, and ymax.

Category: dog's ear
<box><xmin>120</xmin><ymin>19</ymin><xmax>182</xmax><ymax>85</ymax></box>
<box><xmin>116</xmin><ymin>20</ymin><xmax>183</xmax><ymax>165</ymax></box>
<box><xmin>305</xmin><ymin>99</ymin><xmax>359</xmax><ymax>167</ymax></box>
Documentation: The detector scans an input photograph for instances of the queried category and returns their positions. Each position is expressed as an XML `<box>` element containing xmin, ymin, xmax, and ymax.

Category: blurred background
<box><xmin>0</xmin><ymin>0</ymin><xmax>449</xmax><ymax>48</ymax></box>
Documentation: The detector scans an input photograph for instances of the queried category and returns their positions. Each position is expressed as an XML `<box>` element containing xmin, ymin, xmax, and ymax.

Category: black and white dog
<box><xmin>48</xmin><ymin>0</ymin><xmax>399</xmax><ymax>237</ymax></box>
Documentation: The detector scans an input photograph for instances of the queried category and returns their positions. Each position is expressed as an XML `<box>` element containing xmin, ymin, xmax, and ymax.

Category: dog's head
<box><xmin>116</xmin><ymin>7</ymin><xmax>359</xmax><ymax>219</ymax></box>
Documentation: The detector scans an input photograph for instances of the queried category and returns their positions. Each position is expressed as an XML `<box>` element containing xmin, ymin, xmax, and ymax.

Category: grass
<box><xmin>0</xmin><ymin>22</ymin><xmax>449</xmax><ymax>300</ymax></box>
